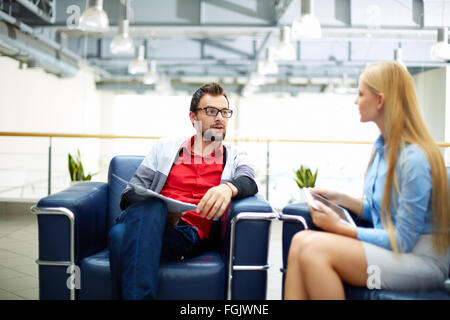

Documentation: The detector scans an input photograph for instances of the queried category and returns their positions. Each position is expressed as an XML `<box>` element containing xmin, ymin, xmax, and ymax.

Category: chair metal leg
<box><xmin>227</xmin><ymin>211</ymin><xmax>279</xmax><ymax>300</ymax></box>
<box><xmin>31</xmin><ymin>205</ymin><xmax>76</xmax><ymax>300</ymax></box>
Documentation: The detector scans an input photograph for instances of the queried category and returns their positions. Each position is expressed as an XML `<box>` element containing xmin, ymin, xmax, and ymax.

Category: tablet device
<box><xmin>304</xmin><ymin>189</ymin><xmax>356</xmax><ymax>228</ymax></box>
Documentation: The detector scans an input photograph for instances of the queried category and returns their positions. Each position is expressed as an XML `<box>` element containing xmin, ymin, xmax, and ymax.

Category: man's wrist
<box><xmin>224</xmin><ymin>182</ymin><xmax>238</xmax><ymax>198</ymax></box>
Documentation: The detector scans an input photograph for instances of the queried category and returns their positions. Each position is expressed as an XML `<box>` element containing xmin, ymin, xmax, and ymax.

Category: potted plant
<box><xmin>68</xmin><ymin>149</ymin><xmax>97</xmax><ymax>184</ymax></box>
<box><xmin>294</xmin><ymin>165</ymin><xmax>318</xmax><ymax>202</ymax></box>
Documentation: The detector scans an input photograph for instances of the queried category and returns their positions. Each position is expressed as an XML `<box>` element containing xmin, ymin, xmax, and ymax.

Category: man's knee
<box><xmin>132</xmin><ymin>197</ymin><xmax>166</xmax><ymax>210</ymax></box>
<box><xmin>109</xmin><ymin>223</ymin><xmax>125</xmax><ymax>246</ymax></box>
<box><xmin>126</xmin><ymin>198</ymin><xmax>167</xmax><ymax>216</ymax></box>
<box><xmin>119</xmin><ymin>198</ymin><xmax>168</xmax><ymax>227</ymax></box>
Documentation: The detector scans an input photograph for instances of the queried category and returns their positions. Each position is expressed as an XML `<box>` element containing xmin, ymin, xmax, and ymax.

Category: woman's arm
<box><xmin>357</xmin><ymin>146</ymin><xmax>432</xmax><ymax>252</ymax></box>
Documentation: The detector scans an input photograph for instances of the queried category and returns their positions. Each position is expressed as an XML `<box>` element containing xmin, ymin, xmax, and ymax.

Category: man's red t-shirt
<box><xmin>159</xmin><ymin>136</ymin><xmax>224</xmax><ymax>239</ymax></box>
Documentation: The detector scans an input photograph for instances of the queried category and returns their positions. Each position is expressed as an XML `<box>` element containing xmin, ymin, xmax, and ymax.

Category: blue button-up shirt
<box><xmin>357</xmin><ymin>135</ymin><xmax>433</xmax><ymax>252</ymax></box>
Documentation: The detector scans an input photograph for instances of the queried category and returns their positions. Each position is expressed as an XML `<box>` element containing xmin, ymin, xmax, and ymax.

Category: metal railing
<box><xmin>1</xmin><ymin>131</ymin><xmax>449</xmax><ymax>200</ymax></box>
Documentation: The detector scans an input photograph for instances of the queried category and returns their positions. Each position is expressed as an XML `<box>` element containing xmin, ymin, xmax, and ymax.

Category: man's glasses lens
<box><xmin>203</xmin><ymin>107</ymin><xmax>233</xmax><ymax>118</ymax></box>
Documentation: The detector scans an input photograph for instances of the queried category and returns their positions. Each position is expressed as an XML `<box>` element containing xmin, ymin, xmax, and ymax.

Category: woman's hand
<box><xmin>309</xmin><ymin>201</ymin><xmax>341</xmax><ymax>232</ymax></box>
<box><xmin>310</xmin><ymin>187</ymin><xmax>364</xmax><ymax>217</ymax></box>
<box><xmin>308</xmin><ymin>201</ymin><xmax>357</xmax><ymax>238</ymax></box>
<box><xmin>310</xmin><ymin>187</ymin><xmax>344</xmax><ymax>206</ymax></box>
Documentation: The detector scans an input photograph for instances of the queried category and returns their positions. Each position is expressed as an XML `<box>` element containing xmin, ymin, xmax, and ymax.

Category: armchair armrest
<box><xmin>281</xmin><ymin>202</ymin><xmax>310</xmax><ymax>224</ymax></box>
<box><xmin>279</xmin><ymin>202</ymin><xmax>309</xmax><ymax>278</ymax></box>
<box><xmin>32</xmin><ymin>182</ymin><xmax>108</xmax><ymax>300</ymax></box>
<box><xmin>220</xmin><ymin>195</ymin><xmax>277</xmax><ymax>300</ymax></box>
<box><xmin>32</xmin><ymin>182</ymin><xmax>108</xmax><ymax>264</ymax></box>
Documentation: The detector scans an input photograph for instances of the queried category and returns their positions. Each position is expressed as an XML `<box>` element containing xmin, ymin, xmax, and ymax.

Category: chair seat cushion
<box><xmin>79</xmin><ymin>249</ymin><xmax>113</xmax><ymax>300</ymax></box>
<box><xmin>79</xmin><ymin>249</ymin><xmax>225</xmax><ymax>300</ymax></box>
<box><xmin>345</xmin><ymin>285</ymin><xmax>450</xmax><ymax>300</ymax></box>
<box><xmin>157</xmin><ymin>252</ymin><xmax>226</xmax><ymax>300</ymax></box>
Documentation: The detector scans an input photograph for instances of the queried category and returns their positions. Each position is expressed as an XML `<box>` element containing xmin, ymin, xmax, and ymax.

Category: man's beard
<box><xmin>202</xmin><ymin>127</ymin><xmax>226</xmax><ymax>142</ymax></box>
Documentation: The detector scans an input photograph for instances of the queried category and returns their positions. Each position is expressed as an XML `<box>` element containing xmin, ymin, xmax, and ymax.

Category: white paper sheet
<box><xmin>112</xmin><ymin>174</ymin><xmax>197</xmax><ymax>213</ymax></box>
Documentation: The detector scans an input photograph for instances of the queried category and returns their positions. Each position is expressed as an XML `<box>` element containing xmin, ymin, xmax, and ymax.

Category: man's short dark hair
<box><xmin>190</xmin><ymin>82</ymin><xmax>229</xmax><ymax>112</ymax></box>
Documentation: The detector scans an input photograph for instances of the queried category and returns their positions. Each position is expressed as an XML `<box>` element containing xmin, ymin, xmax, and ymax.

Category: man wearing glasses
<box><xmin>116</xmin><ymin>82</ymin><xmax>258</xmax><ymax>299</ymax></box>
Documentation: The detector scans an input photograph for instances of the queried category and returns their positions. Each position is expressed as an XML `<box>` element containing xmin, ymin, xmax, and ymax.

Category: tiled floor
<box><xmin>0</xmin><ymin>206</ymin><xmax>284</xmax><ymax>300</ymax></box>
<box><xmin>0</xmin><ymin>209</ymin><xmax>39</xmax><ymax>300</ymax></box>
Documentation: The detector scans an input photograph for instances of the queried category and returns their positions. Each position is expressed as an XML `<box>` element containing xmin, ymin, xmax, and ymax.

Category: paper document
<box><xmin>303</xmin><ymin>188</ymin><xmax>356</xmax><ymax>228</ymax></box>
<box><xmin>112</xmin><ymin>174</ymin><xmax>197</xmax><ymax>213</ymax></box>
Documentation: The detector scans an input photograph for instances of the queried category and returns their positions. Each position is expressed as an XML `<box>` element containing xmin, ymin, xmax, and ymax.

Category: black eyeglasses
<box><xmin>197</xmin><ymin>107</ymin><xmax>233</xmax><ymax>118</ymax></box>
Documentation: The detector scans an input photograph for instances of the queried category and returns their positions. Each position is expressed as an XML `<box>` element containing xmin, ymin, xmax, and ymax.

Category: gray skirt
<box><xmin>362</xmin><ymin>234</ymin><xmax>449</xmax><ymax>291</ymax></box>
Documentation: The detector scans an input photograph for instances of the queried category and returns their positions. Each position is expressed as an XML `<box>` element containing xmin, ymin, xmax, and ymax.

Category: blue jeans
<box><xmin>115</xmin><ymin>198</ymin><xmax>202</xmax><ymax>300</ymax></box>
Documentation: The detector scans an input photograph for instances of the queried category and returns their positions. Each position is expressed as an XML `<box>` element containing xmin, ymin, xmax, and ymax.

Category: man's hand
<box><xmin>196</xmin><ymin>183</ymin><xmax>237</xmax><ymax>220</ymax></box>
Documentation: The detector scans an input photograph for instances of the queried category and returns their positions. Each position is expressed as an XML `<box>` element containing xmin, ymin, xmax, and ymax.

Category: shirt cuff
<box><xmin>230</xmin><ymin>175</ymin><xmax>258</xmax><ymax>199</ymax></box>
<box><xmin>356</xmin><ymin>227</ymin><xmax>391</xmax><ymax>250</ymax></box>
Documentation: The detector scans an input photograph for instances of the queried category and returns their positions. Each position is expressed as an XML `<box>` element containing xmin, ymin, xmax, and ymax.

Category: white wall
<box><xmin>413</xmin><ymin>67</ymin><xmax>447</xmax><ymax>143</ymax></box>
<box><xmin>413</xmin><ymin>66</ymin><xmax>450</xmax><ymax>165</ymax></box>
<box><xmin>0</xmin><ymin>57</ymin><xmax>101</xmax><ymax>133</ymax></box>
<box><xmin>0</xmin><ymin>56</ymin><xmax>102</xmax><ymax>198</ymax></box>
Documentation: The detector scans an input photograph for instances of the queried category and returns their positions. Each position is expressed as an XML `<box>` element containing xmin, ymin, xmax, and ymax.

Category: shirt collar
<box><xmin>179</xmin><ymin>135</ymin><xmax>224</xmax><ymax>160</ymax></box>
<box><xmin>374</xmin><ymin>134</ymin><xmax>385</xmax><ymax>152</ymax></box>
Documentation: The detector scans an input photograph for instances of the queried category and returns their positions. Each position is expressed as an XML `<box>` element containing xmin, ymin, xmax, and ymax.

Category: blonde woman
<box><xmin>284</xmin><ymin>61</ymin><xmax>450</xmax><ymax>300</ymax></box>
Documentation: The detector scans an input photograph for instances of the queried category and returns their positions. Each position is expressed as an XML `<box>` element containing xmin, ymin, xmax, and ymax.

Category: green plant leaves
<box><xmin>294</xmin><ymin>165</ymin><xmax>318</xmax><ymax>189</ymax></box>
<box><xmin>68</xmin><ymin>149</ymin><xmax>97</xmax><ymax>181</ymax></box>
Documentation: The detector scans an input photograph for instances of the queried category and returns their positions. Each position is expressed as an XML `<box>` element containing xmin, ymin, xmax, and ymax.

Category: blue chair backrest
<box><xmin>107</xmin><ymin>155</ymin><xmax>145</xmax><ymax>230</ymax></box>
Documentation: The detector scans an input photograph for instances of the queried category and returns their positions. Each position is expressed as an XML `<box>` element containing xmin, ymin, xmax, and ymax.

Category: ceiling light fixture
<box><xmin>128</xmin><ymin>45</ymin><xmax>148</xmax><ymax>74</ymax></box>
<box><xmin>394</xmin><ymin>47</ymin><xmax>407</xmax><ymax>69</ymax></box>
<box><xmin>155</xmin><ymin>75</ymin><xmax>172</xmax><ymax>94</ymax></box>
<box><xmin>249</xmin><ymin>72</ymin><xmax>266</xmax><ymax>86</ymax></box>
<box><xmin>79</xmin><ymin>0</ymin><xmax>109</xmax><ymax>33</ymax></box>
<box><xmin>430</xmin><ymin>27</ymin><xmax>450</xmax><ymax>61</ymax></box>
<box><xmin>291</xmin><ymin>0</ymin><xmax>321</xmax><ymax>40</ymax></box>
<box><xmin>110</xmin><ymin>0</ymin><xmax>133</xmax><ymax>54</ymax></box>
<box><xmin>431</xmin><ymin>1</ymin><xmax>450</xmax><ymax>61</ymax></box>
<box><xmin>110</xmin><ymin>20</ymin><xmax>133</xmax><ymax>54</ymax></box>
<box><xmin>272</xmin><ymin>26</ymin><xmax>296</xmax><ymax>61</ymax></box>
<box><xmin>143</xmin><ymin>60</ymin><xmax>159</xmax><ymax>85</ymax></box>
<box><xmin>257</xmin><ymin>47</ymin><xmax>278</xmax><ymax>75</ymax></box>
<box><xmin>241</xmin><ymin>84</ymin><xmax>257</xmax><ymax>97</ymax></box>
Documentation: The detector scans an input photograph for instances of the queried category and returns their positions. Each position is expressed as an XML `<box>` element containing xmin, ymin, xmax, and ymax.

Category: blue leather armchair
<box><xmin>279</xmin><ymin>168</ymin><xmax>450</xmax><ymax>300</ymax></box>
<box><xmin>32</xmin><ymin>155</ymin><xmax>276</xmax><ymax>300</ymax></box>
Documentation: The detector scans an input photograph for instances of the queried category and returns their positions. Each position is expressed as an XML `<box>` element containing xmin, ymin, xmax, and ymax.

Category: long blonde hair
<box><xmin>361</xmin><ymin>61</ymin><xmax>449</xmax><ymax>254</ymax></box>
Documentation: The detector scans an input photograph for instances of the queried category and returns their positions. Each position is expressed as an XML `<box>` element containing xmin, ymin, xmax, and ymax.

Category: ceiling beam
<box><xmin>195</xmin><ymin>38</ymin><xmax>254</xmax><ymax>59</ymax></box>
<box><xmin>205</xmin><ymin>0</ymin><xmax>275</xmax><ymax>22</ymax></box>
<box><xmin>334</xmin><ymin>0</ymin><xmax>351</xmax><ymax>25</ymax></box>
<box><xmin>39</xmin><ymin>24</ymin><xmax>443</xmax><ymax>41</ymax></box>
<box><xmin>16</xmin><ymin>0</ymin><xmax>55</xmax><ymax>24</ymax></box>
<box><xmin>275</xmin><ymin>0</ymin><xmax>295</xmax><ymax>22</ymax></box>
<box><xmin>413</xmin><ymin>0</ymin><xmax>424</xmax><ymax>28</ymax></box>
